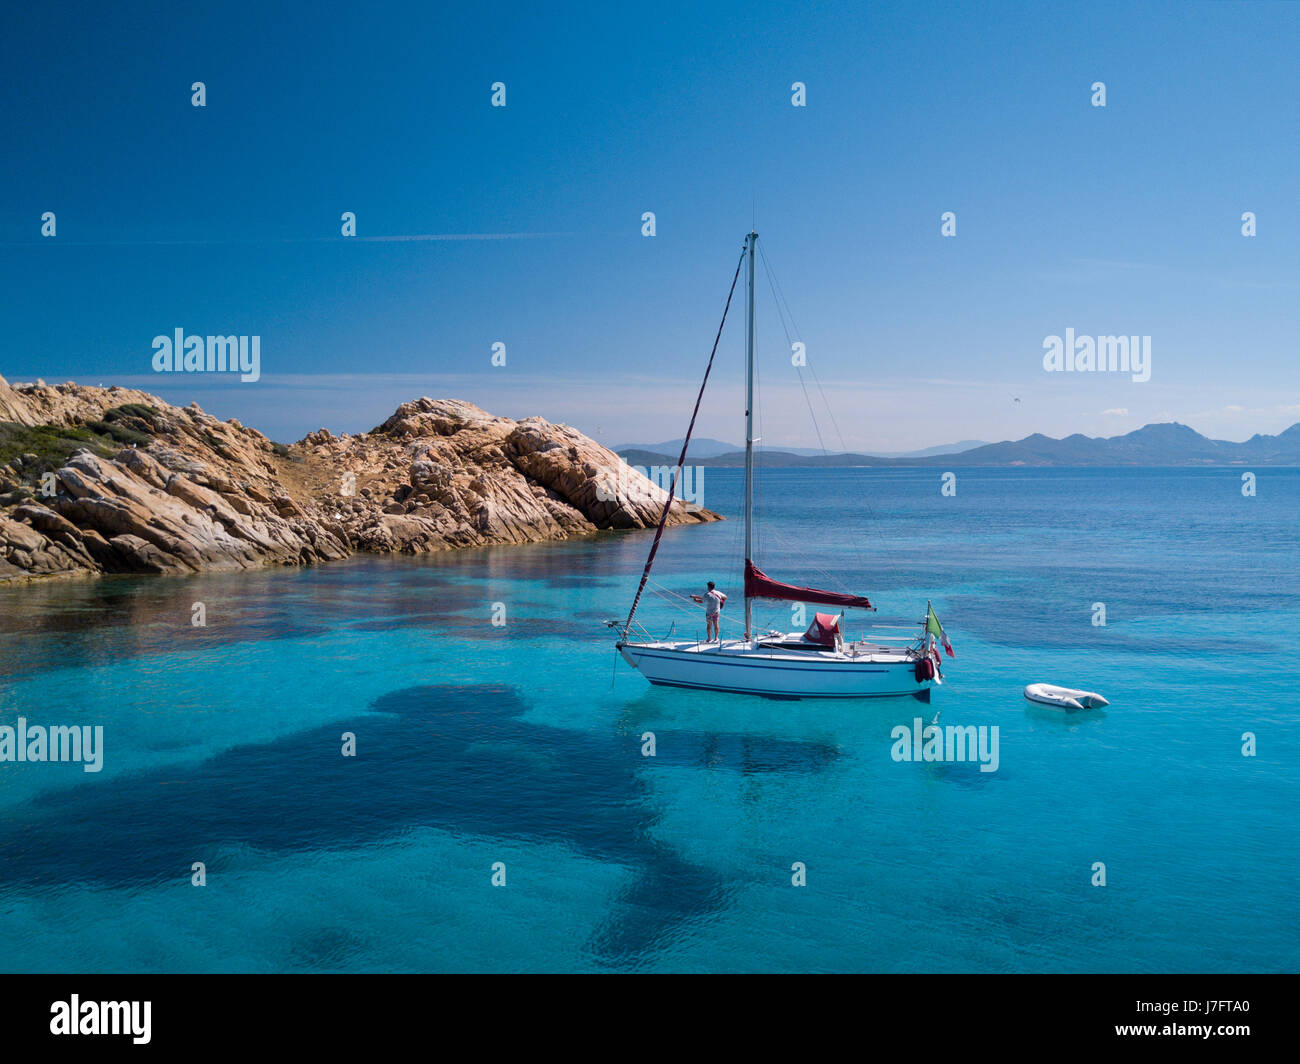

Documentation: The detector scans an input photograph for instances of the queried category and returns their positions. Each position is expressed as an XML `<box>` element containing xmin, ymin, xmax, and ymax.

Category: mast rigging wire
<box><xmin>621</xmin><ymin>244</ymin><xmax>747</xmax><ymax>636</ymax></box>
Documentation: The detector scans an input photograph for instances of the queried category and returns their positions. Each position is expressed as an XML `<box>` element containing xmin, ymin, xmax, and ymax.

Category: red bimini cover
<box><xmin>803</xmin><ymin>612</ymin><xmax>841</xmax><ymax>646</ymax></box>
<box><xmin>744</xmin><ymin>561</ymin><xmax>873</xmax><ymax>611</ymax></box>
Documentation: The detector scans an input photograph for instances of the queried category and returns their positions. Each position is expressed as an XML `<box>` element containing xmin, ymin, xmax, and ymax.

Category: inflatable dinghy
<box><xmin>1023</xmin><ymin>683</ymin><xmax>1109</xmax><ymax>711</ymax></box>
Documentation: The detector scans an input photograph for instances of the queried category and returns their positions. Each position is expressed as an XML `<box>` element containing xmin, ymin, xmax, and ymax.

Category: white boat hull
<box><xmin>619</xmin><ymin>637</ymin><xmax>933</xmax><ymax>700</ymax></box>
<box><xmin>1023</xmin><ymin>683</ymin><xmax>1109</xmax><ymax>711</ymax></box>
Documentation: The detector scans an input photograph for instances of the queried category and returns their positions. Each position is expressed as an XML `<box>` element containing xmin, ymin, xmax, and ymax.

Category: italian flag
<box><xmin>927</xmin><ymin>604</ymin><xmax>955</xmax><ymax>658</ymax></box>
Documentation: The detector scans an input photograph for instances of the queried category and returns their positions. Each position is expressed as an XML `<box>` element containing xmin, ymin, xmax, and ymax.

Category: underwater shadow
<box><xmin>0</xmin><ymin>683</ymin><xmax>839</xmax><ymax>966</ymax></box>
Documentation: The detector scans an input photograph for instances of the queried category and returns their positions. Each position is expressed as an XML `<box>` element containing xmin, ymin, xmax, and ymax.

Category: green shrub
<box><xmin>88</xmin><ymin>419</ymin><xmax>152</xmax><ymax>447</ymax></box>
<box><xmin>0</xmin><ymin>421</ymin><xmax>108</xmax><ymax>472</ymax></box>
<box><xmin>0</xmin><ymin>417</ymin><xmax>155</xmax><ymax>477</ymax></box>
<box><xmin>102</xmin><ymin>403</ymin><xmax>160</xmax><ymax>425</ymax></box>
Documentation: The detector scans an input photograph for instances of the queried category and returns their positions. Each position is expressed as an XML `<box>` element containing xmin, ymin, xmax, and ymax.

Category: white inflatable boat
<box><xmin>1023</xmin><ymin>683</ymin><xmax>1109</xmax><ymax>711</ymax></box>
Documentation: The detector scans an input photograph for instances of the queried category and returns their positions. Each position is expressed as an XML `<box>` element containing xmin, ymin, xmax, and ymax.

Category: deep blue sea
<box><xmin>1</xmin><ymin>467</ymin><xmax>1297</xmax><ymax>972</ymax></box>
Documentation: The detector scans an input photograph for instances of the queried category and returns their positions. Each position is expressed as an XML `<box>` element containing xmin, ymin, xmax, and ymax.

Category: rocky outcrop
<box><xmin>0</xmin><ymin>377</ymin><xmax>718</xmax><ymax>583</ymax></box>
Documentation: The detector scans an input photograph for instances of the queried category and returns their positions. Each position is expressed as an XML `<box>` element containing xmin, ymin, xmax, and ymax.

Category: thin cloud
<box><xmin>0</xmin><ymin>233</ymin><xmax>574</xmax><ymax>248</ymax></box>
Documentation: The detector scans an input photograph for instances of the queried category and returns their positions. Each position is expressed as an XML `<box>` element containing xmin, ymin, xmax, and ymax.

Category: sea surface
<box><xmin>0</xmin><ymin>467</ymin><xmax>1297</xmax><ymax>972</ymax></box>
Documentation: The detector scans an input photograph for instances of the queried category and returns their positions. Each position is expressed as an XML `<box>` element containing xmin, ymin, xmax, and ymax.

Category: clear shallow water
<box><xmin>0</xmin><ymin>467</ymin><xmax>1297</xmax><ymax>972</ymax></box>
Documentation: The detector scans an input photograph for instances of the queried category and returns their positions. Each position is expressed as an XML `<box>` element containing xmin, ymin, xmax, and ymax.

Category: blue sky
<box><xmin>2</xmin><ymin>0</ymin><xmax>1298</xmax><ymax>450</ymax></box>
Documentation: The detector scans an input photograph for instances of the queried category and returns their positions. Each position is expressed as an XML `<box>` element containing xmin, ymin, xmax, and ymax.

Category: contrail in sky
<box><xmin>2</xmin><ymin>232</ymin><xmax>575</xmax><ymax>246</ymax></box>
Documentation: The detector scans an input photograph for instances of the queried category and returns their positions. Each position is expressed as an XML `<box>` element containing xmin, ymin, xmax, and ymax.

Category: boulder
<box><xmin>0</xmin><ymin>380</ymin><xmax>721</xmax><ymax>583</ymax></box>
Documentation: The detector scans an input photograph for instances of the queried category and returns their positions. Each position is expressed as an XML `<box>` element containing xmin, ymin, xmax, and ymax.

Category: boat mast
<box><xmin>744</xmin><ymin>231</ymin><xmax>757</xmax><ymax>642</ymax></box>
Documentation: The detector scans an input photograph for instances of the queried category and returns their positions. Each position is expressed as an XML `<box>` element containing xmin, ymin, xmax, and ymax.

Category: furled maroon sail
<box><xmin>744</xmin><ymin>561</ymin><xmax>874</xmax><ymax>610</ymax></box>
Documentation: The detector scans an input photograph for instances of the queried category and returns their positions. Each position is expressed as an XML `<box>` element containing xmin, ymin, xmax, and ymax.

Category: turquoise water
<box><xmin>0</xmin><ymin>467</ymin><xmax>1297</xmax><ymax>972</ymax></box>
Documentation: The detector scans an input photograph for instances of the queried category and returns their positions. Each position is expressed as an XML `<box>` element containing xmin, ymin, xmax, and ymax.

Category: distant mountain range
<box><xmin>615</xmin><ymin>437</ymin><xmax>990</xmax><ymax>460</ymax></box>
<box><xmin>617</xmin><ymin>422</ymin><xmax>1300</xmax><ymax>467</ymax></box>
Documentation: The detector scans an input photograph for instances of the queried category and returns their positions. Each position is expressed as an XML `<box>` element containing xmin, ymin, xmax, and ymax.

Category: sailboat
<box><xmin>612</xmin><ymin>232</ymin><xmax>952</xmax><ymax>701</ymax></box>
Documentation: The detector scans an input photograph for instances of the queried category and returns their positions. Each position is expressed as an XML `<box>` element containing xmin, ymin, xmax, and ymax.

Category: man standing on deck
<box><xmin>691</xmin><ymin>581</ymin><xmax>727</xmax><ymax>643</ymax></box>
